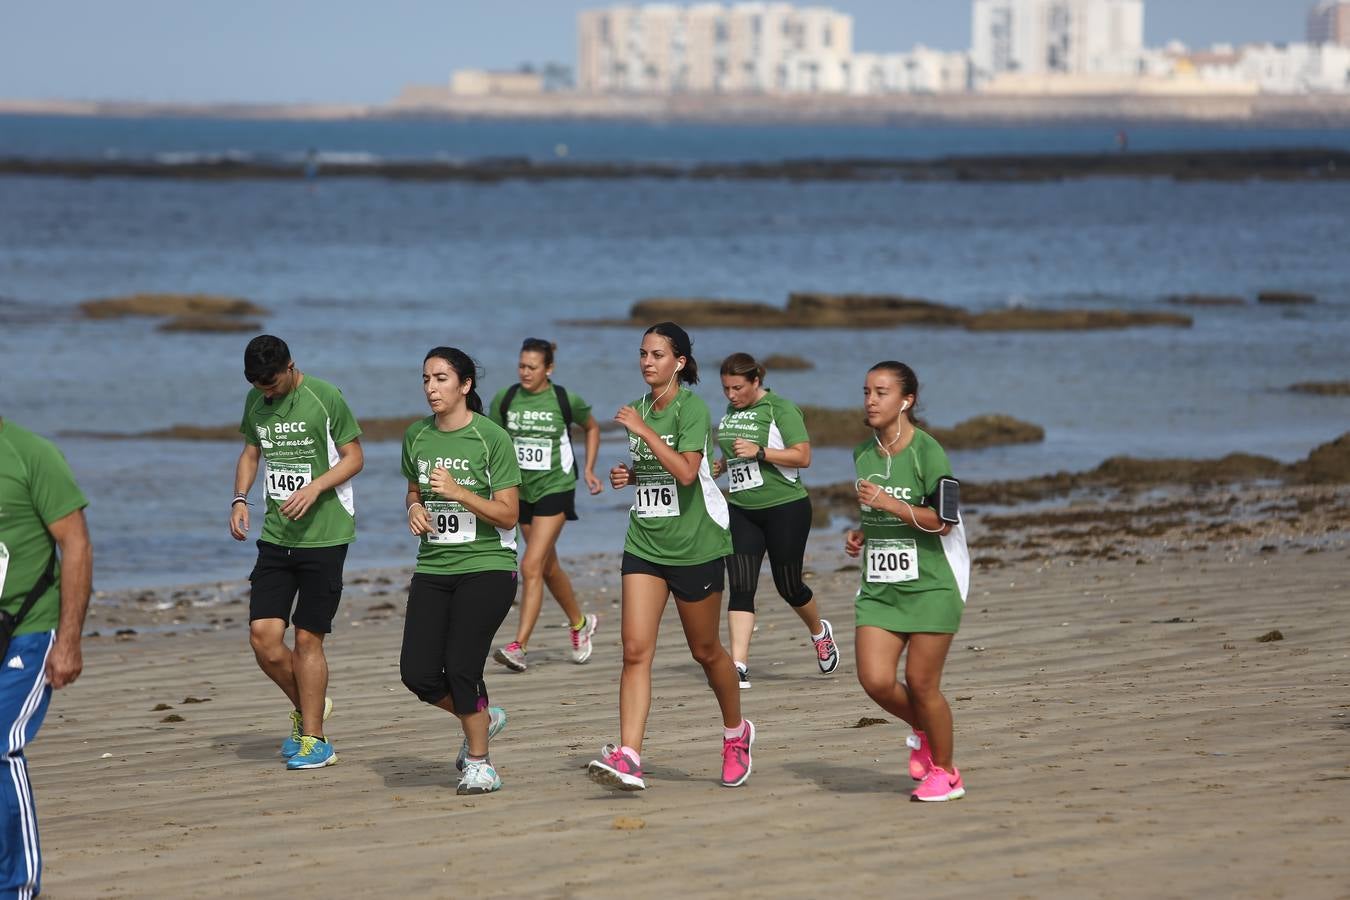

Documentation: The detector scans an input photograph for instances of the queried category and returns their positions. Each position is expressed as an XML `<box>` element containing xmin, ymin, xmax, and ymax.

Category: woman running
<box><xmin>713</xmin><ymin>353</ymin><xmax>837</xmax><ymax>688</ymax></box>
<box><xmin>489</xmin><ymin>338</ymin><xmax>603</xmax><ymax>672</ymax></box>
<box><xmin>587</xmin><ymin>322</ymin><xmax>754</xmax><ymax>792</ymax></box>
<box><xmin>399</xmin><ymin>347</ymin><xmax>522</xmax><ymax>796</ymax></box>
<box><xmin>845</xmin><ymin>360</ymin><xmax>970</xmax><ymax>802</ymax></box>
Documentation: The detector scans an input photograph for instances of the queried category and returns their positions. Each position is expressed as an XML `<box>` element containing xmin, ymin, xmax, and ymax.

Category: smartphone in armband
<box><xmin>931</xmin><ymin>476</ymin><xmax>960</xmax><ymax>524</ymax></box>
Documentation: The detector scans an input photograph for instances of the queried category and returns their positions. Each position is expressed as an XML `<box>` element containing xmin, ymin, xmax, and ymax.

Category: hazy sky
<box><xmin>0</xmin><ymin>1</ymin><xmax>1311</xmax><ymax>104</ymax></box>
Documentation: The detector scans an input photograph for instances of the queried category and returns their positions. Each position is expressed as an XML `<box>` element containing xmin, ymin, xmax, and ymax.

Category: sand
<box><xmin>28</xmin><ymin>487</ymin><xmax>1350</xmax><ymax>899</ymax></box>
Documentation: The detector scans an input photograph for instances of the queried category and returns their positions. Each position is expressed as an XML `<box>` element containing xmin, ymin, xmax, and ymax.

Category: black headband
<box><xmin>649</xmin><ymin>321</ymin><xmax>692</xmax><ymax>359</ymax></box>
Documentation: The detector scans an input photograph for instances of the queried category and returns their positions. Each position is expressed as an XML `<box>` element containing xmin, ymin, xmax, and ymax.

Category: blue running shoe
<box><xmin>281</xmin><ymin>697</ymin><xmax>334</xmax><ymax>758</ymax></box>
<box><xmin>456</xmin><ymin>706</ymin><xmax>508</xmax><ymax>771</ymax></box>
<box><xmin>286</xmin><ymin>735</ymin><xmax>337</xmax><ymax>770</ymax></box>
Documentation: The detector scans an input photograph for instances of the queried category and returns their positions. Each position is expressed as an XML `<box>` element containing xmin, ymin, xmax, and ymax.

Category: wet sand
<box><xmin>30</xmin><ymin>487</ymin><xmax>1350</xmax><ymax>898</ymax></box>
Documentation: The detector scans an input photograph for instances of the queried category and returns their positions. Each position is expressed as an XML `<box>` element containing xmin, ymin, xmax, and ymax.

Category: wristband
<box><xmin>407</xmin><ymin>501</ymin><xmax>426</xmax><ymax>514</ymax></box>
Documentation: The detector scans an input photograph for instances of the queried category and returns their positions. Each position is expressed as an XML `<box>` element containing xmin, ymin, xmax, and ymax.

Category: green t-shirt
<box><xmin>239</xmin><ymin>375</ymin><xmax>362</xmax><ymax>548</ymax></box>
<box><xmin>488</xmin><ymin>383</ymin><xmax>593</xmax><ymax>503</ymax></box>
<box><xmin>716</xmin><ymin>388</ymin><xmax>810</xmax><ymax>510</ymax></box>
<box><xmin>401</xmin><ymin>413</ymin><xmax>522</xmax><ymax>575</ymax></box>
<box><xmin>0</xmin><ymin>421</ymin><xmax>89</xmax><ymax>636</ymax></box>
<box><xmin>623</xmin><ymin>387</ymin><xmax>732</xmax><ymax>566</ymax></box>
<box><xmin>853</xmin><ymin>428</ymin><xmax>969</xmax><ymax>628</ymax></box>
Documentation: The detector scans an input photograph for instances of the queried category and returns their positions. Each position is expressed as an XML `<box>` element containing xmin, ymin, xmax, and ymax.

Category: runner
<box><xmin>845</xmin><ymin>361</ymin><xmax>970</xmax><ymax>802</ymax></box>
<box><xmin>230</xmin><ymin>335</ymin><xmax>363</xmax><ymax>771</ymax></box>
<box><xmin>0</xmin><ymin>419</ymin><xmax>92</xmax><ymax>899</ymax></box>
<box><xmin>587</xmin><ymin>322</ymin><xmax>754</xmax><ymax>792</ymax></box>
<box><xmin>488</xmin><ymin>338</ymin><xmax>603</xmax><ymax>672</ymax></box>
<box><xmin>400</xmin><ymin>347</ymin><xmax>522</xmax><ymax>796</ymax></box>
<box><xmin>712</xmin><ymin>352</ymin><xmax>836</xmax><ymax>688</ymax></box>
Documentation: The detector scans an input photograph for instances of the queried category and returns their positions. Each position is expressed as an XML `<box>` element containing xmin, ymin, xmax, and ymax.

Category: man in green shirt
<box><xmin>229</xmin><ymin>335</ymin><xmax>364</xmax><ymax>771</ymax></box>
<box><xmin>0</xmin><ymin>418</ymin><xmax>92</xmax><ymax>898</ymax></box>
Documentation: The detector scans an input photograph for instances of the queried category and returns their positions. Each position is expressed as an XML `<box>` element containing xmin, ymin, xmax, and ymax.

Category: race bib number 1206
<box><xmin>867</xmin><ymin>539</ymin><xmax>918</xmax><ymax>583</ymax></box>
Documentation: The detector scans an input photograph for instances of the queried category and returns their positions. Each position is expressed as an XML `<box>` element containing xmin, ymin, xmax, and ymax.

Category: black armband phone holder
<box><xmin>923</xmin><ymin>476</ymin><xmax>961</xmax><ymax>524</ymax></box>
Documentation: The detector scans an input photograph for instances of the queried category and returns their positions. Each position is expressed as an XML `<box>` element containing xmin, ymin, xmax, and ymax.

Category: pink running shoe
<box><xmin>721</xmin><ymin>720</ymin><xmax>755</xmax><ymax>787</ymax></box>
<box><xmin>587</xmin><ymin>743</ymin><xmax>646</xmax><ymax>791</ymax></box>
<box><xmin>911</xmin><ymin>765</ymin><xmax>965</xmax><ymax>802</ymax></box>
<box><xmin>907</xmin><ymin>730</ymin><xmax>932</xmax><ymax>781</ymax></box>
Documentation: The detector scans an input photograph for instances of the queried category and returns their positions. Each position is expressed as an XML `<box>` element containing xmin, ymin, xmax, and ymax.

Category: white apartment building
<box><xmin>1239</xmin><ymin>42</ymin><xmax>1350</xmax><ymax>93</ymax></box>
<box><xmin>1308</xmin><ymin>1</ymin><xmax>1350</xmax><ymax>46</ymax></box>
<box><xmin>578</xmin><ymin>3</ymin><xmax>853</xmax><ymax>93</ymax></box>
<box><xmin>971</xmin><ymin>0</ymin><xmax>1144</xmax><ymax>85</ymax></box>
<box><xmin>847</xmin><ymin>48</ymin><xmax>972</xmax><ymax>95</ymax></box>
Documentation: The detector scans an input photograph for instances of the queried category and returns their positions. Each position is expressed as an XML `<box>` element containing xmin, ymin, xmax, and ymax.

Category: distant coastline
<box><xmin>5</xmin><ymin>91</ymin><xmax>1350</xmax><ymax>126</ymax></box>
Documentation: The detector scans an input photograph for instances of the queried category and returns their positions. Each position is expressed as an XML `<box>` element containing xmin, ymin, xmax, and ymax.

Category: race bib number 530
<box><xmin>514</xmin><ymin>437</ymin><xmax>552</xmax><ymax>471</ymax></box>
<box><xmin>867</xmin><ymin>539</ymin><xmax>918</xmax><ymax>583</ymax></box>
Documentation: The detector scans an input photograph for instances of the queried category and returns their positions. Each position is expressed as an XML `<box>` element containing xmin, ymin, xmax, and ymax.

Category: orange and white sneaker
<box><xmin>907</xmin><ymin>730</ymin><xmax>932</xmax><ymax>781</ymax></box>
<box><xmin>911</xmin><ymin>765</ymin><xmax>965</xmax><ymax>802</ymax></box>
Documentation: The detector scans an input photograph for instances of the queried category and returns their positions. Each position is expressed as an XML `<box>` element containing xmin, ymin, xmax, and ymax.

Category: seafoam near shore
<box><xmin>29</xmin><ymin>484</ymin><xmax>1350</xmax><ymax>897</ymax></box>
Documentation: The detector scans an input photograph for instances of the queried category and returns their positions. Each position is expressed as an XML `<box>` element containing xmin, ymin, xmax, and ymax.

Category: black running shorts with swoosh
<box><xmin>620</xmin><ymin>551</ymin><xmax>724</xmax><ymax>602</ymax></box>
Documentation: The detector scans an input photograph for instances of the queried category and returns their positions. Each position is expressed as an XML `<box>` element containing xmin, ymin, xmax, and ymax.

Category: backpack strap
<box><xmin>9</xmin><ymin>548</ymin><xmax>57</xmax><ymax>629</ymax></box>
<box><xmin>499</xmin><ymin>383</ymin><xmax>522</xmax><ymax>424</ymax></box>
<box><xmin>552</xmin><ymin>383</ymin><xmax>574</xmax><ymax>429</ymax></box>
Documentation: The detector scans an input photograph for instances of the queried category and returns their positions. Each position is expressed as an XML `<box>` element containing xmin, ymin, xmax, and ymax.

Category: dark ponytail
<box><xmin>867</xmin><ymin>360</ymin><xmax>925</xmax><ymax>428</ymax></box>
<box><xmin>644</xmin><ymin>321</ymin><xmax>699</xmax><ymax>385</ymax></box>
<box><xmin>425</xmin><ymin>346</ymin><xmax>484</xmax><ymax>414</ymax></box>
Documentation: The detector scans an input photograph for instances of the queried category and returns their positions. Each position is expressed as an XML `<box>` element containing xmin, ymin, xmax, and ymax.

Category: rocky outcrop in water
<box><xmin>79</xmin><ymin>293</ymin><xmax>268</xmax><ymax>319</ymax></box>
<box><xmin>585</xmin><ymin>294</ymin><xmax>1191</xmax><ymax>332</ymax></box>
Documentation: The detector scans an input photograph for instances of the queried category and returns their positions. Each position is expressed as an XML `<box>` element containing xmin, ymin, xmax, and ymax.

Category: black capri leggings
<box><xmin>400</xmin><ymin>571</ymin><xmax>516</xmax><ymax>714</ymax></box>
<box><xmin>725</xmin><ymin>495</ymin><xmax>813</xmax><ymax>614</ymax></box>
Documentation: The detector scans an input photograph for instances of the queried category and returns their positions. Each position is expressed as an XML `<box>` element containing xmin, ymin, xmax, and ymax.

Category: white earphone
<box><xmin>900</xmin><ymin>400</ymin><xmax>910</xmax><ymax>412</ymax></box>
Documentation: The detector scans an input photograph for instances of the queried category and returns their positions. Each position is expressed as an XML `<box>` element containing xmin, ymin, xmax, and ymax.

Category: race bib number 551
<box><xmin>727</xmin><ymin>458</ymin><xmax>764</xmax><ymax>493</ymax></box>
<box><xmin>867</xmin><ymin>539</ymin><xmax>918</xmax><ymax>583</ymax></box>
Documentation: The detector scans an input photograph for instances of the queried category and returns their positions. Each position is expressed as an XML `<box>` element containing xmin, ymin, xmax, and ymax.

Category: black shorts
<box><xmin>248</xmin><ymin>540</ymin><xmax>348</xmax><ymax>634</ymax></box>
<box><xmin>519</xmin><ymin>489</ymin><xmax>578</xmax><ymax>524</ymax></box>
<box><xmin>621</xmin><ymin>551</ymin><xmax>724</xmax><ymax>602</ymax></box>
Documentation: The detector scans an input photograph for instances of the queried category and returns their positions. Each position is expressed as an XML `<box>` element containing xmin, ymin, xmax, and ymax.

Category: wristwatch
<box><xmin>755</xmin><ymin>447</ymin><xmax>766</xmax><ymax>462</ymax></box>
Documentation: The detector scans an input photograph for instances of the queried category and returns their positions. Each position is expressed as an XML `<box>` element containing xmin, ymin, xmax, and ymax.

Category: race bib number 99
<box><xmin>424</xmin><ymin>501</ymin><xmax>477</xmax><ymax>545</ymax></box>
<box><xmin>727</xmin><ymin>458</ymin><xmax>764</xmax><ymax>493</ymax></box>
<box><xmin>867</xmin><ymin>539</ymin><xmax>918</xmax><ymax>583</ymax></box>
<box><xmin>633</xmin><ymin>477</ymin><xmax>680</xmax><ymax>518</ymax></box>
<box><xmin>266</xmin><ymin>462</ymin><xmax>312</xmax><ymax>501</ymax></box>
<box><xmin>514</xmin><ymin>437</ymin><xmax>552</xmax><ymax>471</ymax></box>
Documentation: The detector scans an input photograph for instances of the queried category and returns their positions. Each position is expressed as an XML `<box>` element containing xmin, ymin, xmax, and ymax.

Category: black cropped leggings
<box><xmin>400</xmin><ymin>571</ymin><xmax>515</xmax><ymax>714</ymax></box>
<box><xmin>725</xmin><ymin>495</ymin><xmax>813</xmax><ymax>614</ymax></box>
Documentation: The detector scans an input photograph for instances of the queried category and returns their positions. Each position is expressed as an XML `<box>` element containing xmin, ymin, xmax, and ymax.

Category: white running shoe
<box><xmin>570</xmin><ymin>614</ymin><xmax>598</xmax><ymax>664</ymax></box>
